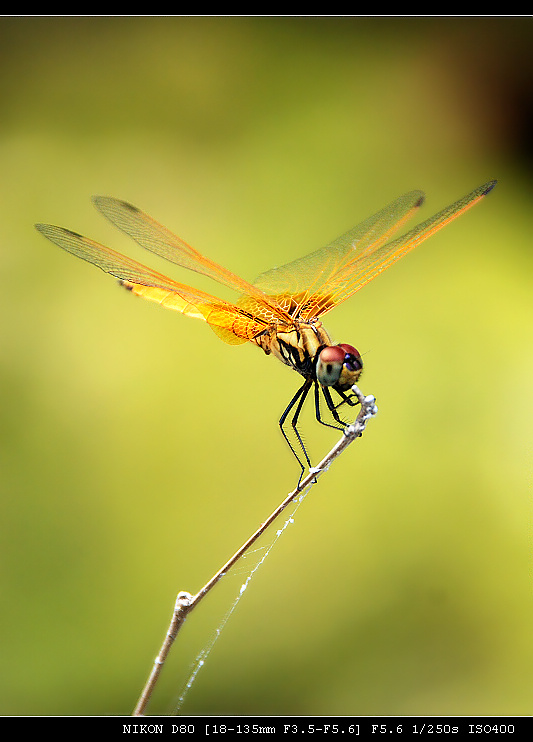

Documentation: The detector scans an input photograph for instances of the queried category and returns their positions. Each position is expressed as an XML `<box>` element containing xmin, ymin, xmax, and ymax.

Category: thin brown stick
<box><xmin>132</xmin><ymin>384</ymin><xmax>377</xmax><ymax>716</ymax></box>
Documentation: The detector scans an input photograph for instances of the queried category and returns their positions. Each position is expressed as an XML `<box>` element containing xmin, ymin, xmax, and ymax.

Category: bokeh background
<box><xmin>1</xmin><ymin>17</ymin><xmax>532</xmax><ymax>717</ymax></box>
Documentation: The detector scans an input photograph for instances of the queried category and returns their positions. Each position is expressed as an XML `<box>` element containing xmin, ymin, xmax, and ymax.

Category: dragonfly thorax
<box><xmin>253</xmin><ymin>320</ymin><xmax>330</xmax><ymax>377</ymax></box>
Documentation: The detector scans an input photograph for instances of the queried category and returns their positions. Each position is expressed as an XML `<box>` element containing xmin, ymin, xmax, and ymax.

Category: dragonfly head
<box><xmin>316</xmin><ymin>343</ymin><xmax>363</xmax><ymax>390</ymax></box>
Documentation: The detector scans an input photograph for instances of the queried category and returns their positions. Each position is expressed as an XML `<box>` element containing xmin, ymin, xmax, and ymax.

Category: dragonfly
<box><xmin>36</xmin><ymin>180</ymin><xmax>496</xmax><ymax>482</ymax></box>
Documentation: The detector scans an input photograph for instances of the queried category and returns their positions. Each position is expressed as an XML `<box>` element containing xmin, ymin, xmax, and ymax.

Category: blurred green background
<box><xmin>1</xmin><ymin>17</ymin><xmax>532</xmax><ymax>717</ymax></box>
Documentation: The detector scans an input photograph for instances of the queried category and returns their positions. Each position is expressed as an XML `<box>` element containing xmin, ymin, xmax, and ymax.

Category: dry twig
<box><xmin>132</xmin><ymin>384</ymin><xmax>378</xmax><ymax>717</ymax></box>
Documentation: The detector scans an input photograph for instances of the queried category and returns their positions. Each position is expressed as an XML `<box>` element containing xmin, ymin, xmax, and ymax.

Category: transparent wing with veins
<box><xmin>36</xmin><ymin>180</ymin><xmax>496</xmax><ymax>344</ymax></box>
<box><xmin>33</xmin><ymin>224</ymin><xmax>270</xmax><ymax>345</ymax></box>
<box><xmin>251</xmin><ymin>180</ymin><xmax>496</xmax><ymax>320</ymax></box>
<box><xmin>91</xmin><ymin>196</ymin><xmax>291</xmax><ymax>325</ymax></box>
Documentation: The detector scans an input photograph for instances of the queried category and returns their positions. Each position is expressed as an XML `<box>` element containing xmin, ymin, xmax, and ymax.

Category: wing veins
<box><xmin>34</xmin><ymin>224</ymin><xmax>271</xmax><ymax>343</ymax></box>
<box><xmin>300</xmin><ymin>180</ymin><xmax>496</xmax><ymax>319</ymax></box>
<box><xmin>92</xmin><ymin>196</ymin><xmax>291</xmax><ymax>323</ymax></box>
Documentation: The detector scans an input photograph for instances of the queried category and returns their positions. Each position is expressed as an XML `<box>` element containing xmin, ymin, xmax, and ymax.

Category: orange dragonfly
<box><xmin>36</xmin><ymin>180</ymin><xmax>496</xmax><ymax>482</ymax></box>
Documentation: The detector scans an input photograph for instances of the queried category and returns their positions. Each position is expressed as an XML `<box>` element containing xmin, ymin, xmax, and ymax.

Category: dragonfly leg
<box><xmin>279</xmin><ymin>378</ymin><xmax>313</xmax><ymax>483</ymax></box>
<box><xmin>315</xmin><ymin>384</ymin><xmax>350</xmax><ymax>430</ymax></box>
<box><xmin>333</xmin><ymin>388</ymin><xmax>361</xmax><ymax>410</ymax></box>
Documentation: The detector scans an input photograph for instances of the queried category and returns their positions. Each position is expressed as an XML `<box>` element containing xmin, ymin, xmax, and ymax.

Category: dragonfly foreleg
<box><xmin>315</xmin><ymin>384</ymin><xmax>352</xmax><ymax>430</ymax></box>
<box><xmin>333</xmin><ymin>388</ymin><xmax>361</xmax><ymax>410</ymax></box>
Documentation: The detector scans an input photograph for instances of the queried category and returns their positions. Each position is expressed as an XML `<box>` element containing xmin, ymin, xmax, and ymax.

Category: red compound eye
<box><xmin>338</xmin><ymin>344</ymin><xmax>362</xmax><ymax>372</ymax></box>
<box><xmin>316</xmin><ymin>345</ymin><xmax>345</xmax><ymax>386</ymax></box>
<box><xmin>318</xmin><ymin>345</ymin><xmax>346</xmax><ymax>364</ymax></box>
<box><xmin>338</xmin><ymin>343</ymin><xmax>360</xmax><ymax>358</ymax></box>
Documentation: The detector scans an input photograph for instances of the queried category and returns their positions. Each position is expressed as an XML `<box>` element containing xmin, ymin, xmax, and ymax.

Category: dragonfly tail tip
<box><xmin>483</xmin><ymin>180</ymin><xmax>498</xmax><ymax>196</ymax></box>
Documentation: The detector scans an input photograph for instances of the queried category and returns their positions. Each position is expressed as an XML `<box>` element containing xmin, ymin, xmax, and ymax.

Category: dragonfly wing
<box><xmin>92</xmin><ymin>196</ymin><xmax>292</xmax><ymax>324</ymax></box>
<box><xmin>298</xmin><ymin>180</ymin><xmax>497</xmax><ymax>320</ymax></box>
<box><xmin>35</xmin><ymin>224</ymin><xmax>270</xmax><ymax>345</ymax></box>
<box><xmin>253</xmin><ymin>190</ymin><xmax>425</xmax><ymax>297</ymax></box>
